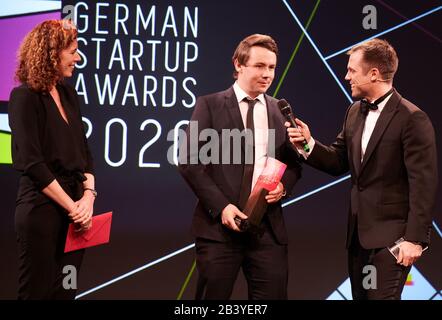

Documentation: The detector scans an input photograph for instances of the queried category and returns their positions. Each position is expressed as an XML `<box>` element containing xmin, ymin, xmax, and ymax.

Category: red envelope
<box><xmin>64</xmin><ymin>212</ymin><xmax>113</xmax><ymax>253</ymax></box>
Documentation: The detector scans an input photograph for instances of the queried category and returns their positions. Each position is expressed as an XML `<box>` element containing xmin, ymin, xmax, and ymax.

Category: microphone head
<box><xmin>277</xmin><ymin>99</ymin><xmax>292</xmax><ymax>116</ymax></box>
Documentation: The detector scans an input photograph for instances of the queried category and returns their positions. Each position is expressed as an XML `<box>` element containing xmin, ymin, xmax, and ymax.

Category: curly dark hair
<box><xmin>15</xmin><ymin>19</ymin><xmax>78</xmax><ymax>92</ymax></box>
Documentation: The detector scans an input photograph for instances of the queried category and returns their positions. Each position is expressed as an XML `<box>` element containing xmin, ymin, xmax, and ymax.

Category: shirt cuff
<box><xmin>297</xmin><ymin>138</ymin><xmax>315</xmax><ymax>160</ymax></box>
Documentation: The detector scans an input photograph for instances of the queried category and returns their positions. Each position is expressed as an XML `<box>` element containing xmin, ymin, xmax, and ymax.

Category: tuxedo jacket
<box><xmin>307</xmin><ymin>90</ymin><xmax>437</xmax><ymax>249</ymax></box>
<box><xmin>178</xmin><ymin>87</ymin><xmax>302</xmax><ymax>244</ymax></box>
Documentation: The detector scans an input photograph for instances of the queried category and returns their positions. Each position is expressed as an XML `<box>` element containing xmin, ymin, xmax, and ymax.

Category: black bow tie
<box><xmin>360</xmin><ymin>88</ymin><xmax>394</xmax><ymax>115</ymax></box>
<box><xmin>360</xmin><ymin>100</ymin><xmax>378</xmax><ymax>115</ymax></box>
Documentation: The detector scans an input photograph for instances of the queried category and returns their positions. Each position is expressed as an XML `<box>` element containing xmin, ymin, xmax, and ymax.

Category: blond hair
<box><xmin>232</xmin><ymin>34</ymin><xmax>278</xmax><ymax>79</ymax></box>
<box><xmin>347</xmin><ymin>38</ymin><xmax>398</xmax><ymax>81</ymax></box>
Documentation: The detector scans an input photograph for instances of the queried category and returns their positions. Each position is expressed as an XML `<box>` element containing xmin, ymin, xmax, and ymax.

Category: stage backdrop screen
<box><xmin>0</xmin><ymin>0</ymin><xmax>441</xmax><ymax>299</ymax></box>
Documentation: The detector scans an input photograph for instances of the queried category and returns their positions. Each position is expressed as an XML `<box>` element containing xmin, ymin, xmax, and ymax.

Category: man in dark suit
<box><xmin>179</xmin><ymin>34</ymin><xmax>301</xmax><ymax>299</ymax></box>
<box><xmin>287</xmin><ymin>38</ymin><xmax>438</xmax><ymax>299</ymax></box>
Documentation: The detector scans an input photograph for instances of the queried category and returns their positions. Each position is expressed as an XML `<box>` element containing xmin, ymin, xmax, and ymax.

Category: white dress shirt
<box><xmin>233</xmin><ymin>82</ymin><xmax>268</xmax><ymax>191</ymax></box>
<box><xmin>302</xmin><ymin>92</ymin><xmax>393</xmax><ymax>161</ymax></box>
<box><xmin>361</xmin><ymin>92</ymin><xmax>393</xmax><ymax>160</ymax></box>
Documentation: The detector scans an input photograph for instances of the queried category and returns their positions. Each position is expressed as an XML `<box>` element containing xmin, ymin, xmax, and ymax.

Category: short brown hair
<box><xmin>15</xmin><ymin>19</ymin><xmax>78</xmax><ymax>92</ymax></box>
<box><xmin>347</xmin><ymin>38</ymin><xmax>398</xmax><ymax>82</ymax></box>
<box><xmin>232</xmin><ymin>34</ymin><xmax>278</xmax><ymax>79</ymax></box>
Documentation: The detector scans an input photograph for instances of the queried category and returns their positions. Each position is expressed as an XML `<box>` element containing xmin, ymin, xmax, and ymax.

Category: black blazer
<box><xmin>9</xmin><ymin>83</ymin><xmax>94</xmax><ymax>204</ymax></box>
<box><xmin>307</xmin><ymin>90</ymin><xmax>438</xmax><ymax>249</ymax></box>
<box><xmin>179</xmin><ymin>87</ymin><xmax>302</xmax><ymax>244</ymax></box>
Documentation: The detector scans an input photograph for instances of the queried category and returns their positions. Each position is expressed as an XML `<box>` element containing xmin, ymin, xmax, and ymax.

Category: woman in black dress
<box><xmin>8</xmin><ymin>19</ymin><xmax>96</xmax><ymax>300</ymax></box>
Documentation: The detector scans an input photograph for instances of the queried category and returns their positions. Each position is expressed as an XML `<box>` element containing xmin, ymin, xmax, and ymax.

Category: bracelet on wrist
<box><xmin>84</xmin><ymin>188</ymin><xmax>97</xmax><ymax>198</ymax></box>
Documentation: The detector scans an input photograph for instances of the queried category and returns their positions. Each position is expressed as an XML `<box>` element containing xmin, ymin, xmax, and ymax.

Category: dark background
<box><xmin>0</xmin><ymin>0</ymin><xmax>440</xmax><ymax>299</ymax></box>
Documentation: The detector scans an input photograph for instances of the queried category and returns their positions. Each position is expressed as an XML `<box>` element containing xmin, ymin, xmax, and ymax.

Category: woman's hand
<box><xmin>69</xmin><ymin>192</ymin><xmax>94</xmax><ymax>229</ymax></box>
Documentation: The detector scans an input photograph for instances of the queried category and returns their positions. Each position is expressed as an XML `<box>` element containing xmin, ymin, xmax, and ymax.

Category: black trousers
<box><xmin>348</xmin><ymin>227</ymin><xmax>411</xmax><ymax>300</ymax></box>
<box><xmin>15</xmin><ymin>175</ymin><xmax>85</xmax><ymax>300</ymax></box>
<box><xmin>195</xmin><ymin>221</ymin><xmax>288</xmax><ymax>300</ymax></box>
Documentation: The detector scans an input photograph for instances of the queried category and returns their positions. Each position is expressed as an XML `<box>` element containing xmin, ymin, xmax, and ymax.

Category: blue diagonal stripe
<box><xmin>282</xmin><ymin>175</ymin><xmax>351</xmax><ymax>207</ymax></box>
<box><xmin>325</xmin><ymin>6</ymin><xmax>442</xmax><ymax>60</ymax></box>
<box><xmin>433</xmin><ymin>221</ymin><xmax>442</xmax><ymax>238</ymax></box>
<box><xmin>75</xmin><ymin>243</ymin><xmax>195</xmax><ymax>299</ymax></box>
<box><xmin>282</xmin><ymin>0</ymin><xmax>353</xmax><ymax>103</ymax></box>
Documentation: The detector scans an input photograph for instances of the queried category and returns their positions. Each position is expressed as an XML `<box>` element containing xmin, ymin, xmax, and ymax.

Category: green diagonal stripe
<box><xmin>0</xmin><ymin>132</ymin><xmax>12</xmax><ymax>164</ymax></box>
<box><xmin>176</xmin><ymin>259</ymin><xmax>196</xmax><ymax>300</ymax></box>
<box><xmin>273</xmin><ymin>0</ymin><xmax>321</xmax><ymax>98</ymax></box>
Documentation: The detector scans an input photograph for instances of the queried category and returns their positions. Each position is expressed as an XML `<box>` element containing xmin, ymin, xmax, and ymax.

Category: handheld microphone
<box><xmin>277</xmin><ymin>99</ymin><xmax>310</xmax><ymax>152</ymax></box>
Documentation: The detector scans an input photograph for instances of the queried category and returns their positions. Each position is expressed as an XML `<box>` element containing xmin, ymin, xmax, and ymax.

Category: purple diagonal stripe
<box><xmin>375</xmin><ymin>0</ymin><xmax>441</xmax><ymax>44</ymax></box>
<box><xmin>0</xmin><ymin>12</ymin><xmax>60</xmax><ymax>101</ymax></box>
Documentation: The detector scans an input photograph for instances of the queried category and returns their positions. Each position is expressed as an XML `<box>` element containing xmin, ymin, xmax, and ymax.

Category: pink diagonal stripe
<box><xmin>0</xmin><ymin>12</ymin><xmax>60</xmax><ymax>101</ymax></box>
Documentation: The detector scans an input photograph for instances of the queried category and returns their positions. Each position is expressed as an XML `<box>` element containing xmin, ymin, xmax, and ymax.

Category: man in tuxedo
<box><xmin>179</xmin><ymin>34</ymin><xmax>301</xmax><ymax>299</ymax></box>
<box><xmin>287</xmin><ymin>38</ymin><xmax>438</xmax><ymax>299</ymax></box>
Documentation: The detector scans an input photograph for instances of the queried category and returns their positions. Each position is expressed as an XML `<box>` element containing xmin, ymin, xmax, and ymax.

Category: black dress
<box><xmin>8</xmin><ymin>82</ymin><xmax>94</xmax><ymax>299</ymax></box>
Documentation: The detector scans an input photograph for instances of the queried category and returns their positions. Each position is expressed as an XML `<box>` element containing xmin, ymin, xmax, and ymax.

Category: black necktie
<box><xmin>360</xmin><ymin>88</ymin><xmax>394</xmax><ymax>115</ymax></box>
<box><xmin>239</xmin><ymin>98</ymin><xmax>257</xmax><ymax>210</ymax></box>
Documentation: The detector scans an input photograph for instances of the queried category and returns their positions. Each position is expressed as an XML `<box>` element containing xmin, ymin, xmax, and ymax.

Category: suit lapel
<box><xmin>264</xmin><ymin>94</ymin><xmax>275</xmax><ymax>130</ymax></box>
<box><xmin>224</xmin><ymin>87</ymin><xmax>245</xmax><ymax>155</ymax></box>
<box><xmin>351</xmin><ymin>104</ymin><xmax>365</xmax><ymax>177</ymax></box>
<box><xmin>225</xmin><ymin>87</ymin><xmax>244</xmax><ymax>131</ymax></box>
<box><xmin>264</xmin><ymin>95</ymin><xmax>278</xmax><ymax>157</ymax></box>
<box><xmin>360</xmin><ymin>90</ymin><xmax>401</xmax><ymax>174</ymax></box>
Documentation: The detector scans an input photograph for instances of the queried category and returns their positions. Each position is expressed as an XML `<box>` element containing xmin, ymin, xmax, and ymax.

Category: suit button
<box><xmin>358</xmin><ymin>186</ymin><xmax>364</xmax><ymax>191</ymax></box>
